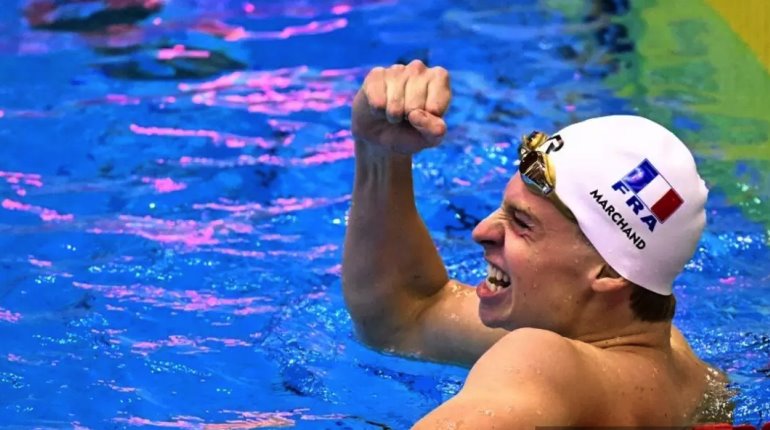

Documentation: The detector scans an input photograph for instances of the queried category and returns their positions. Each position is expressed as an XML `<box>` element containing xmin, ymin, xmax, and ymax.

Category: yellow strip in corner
<box><xmin>706</xmin><ymin>0</ymin><xmax>770</xmax><ymax>73</ymax></box>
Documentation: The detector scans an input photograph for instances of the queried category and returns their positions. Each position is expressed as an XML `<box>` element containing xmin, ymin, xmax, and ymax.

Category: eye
<box><xmin>512</xmin><ymin>214</ymin><xmax>531</xmax><ymax>230</ymax></box>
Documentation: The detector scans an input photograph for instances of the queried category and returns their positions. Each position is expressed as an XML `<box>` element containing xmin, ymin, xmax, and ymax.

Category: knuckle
<box><xmin>385</xmin><ymin>66</ymin><xmax>407</xmax><ymax>82</ymax></box>
<box><xmin>366</xmin><ymin>91</ymin><xmax>385</xmax><ymax>109</ymax></box>
<box><xmin>365</xmin><ymin>66</ymin><xmax>384</xmax><ymax>82</ymax></box>
<box><xmin>406</xmin><ymin>59</ymin><xmax>427</xmax><ymax>71</ymax></box>
<box><xmin>431</xmin><ymin>66</ymin><xmax>450</xmax><ymax>80</ymax></box>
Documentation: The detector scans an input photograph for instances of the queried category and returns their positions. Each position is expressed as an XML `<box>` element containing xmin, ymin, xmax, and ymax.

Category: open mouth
<box><xmin>486</xmin><ymin>263</ymin><xmax>511</xmax><ymax>291</ymax></box>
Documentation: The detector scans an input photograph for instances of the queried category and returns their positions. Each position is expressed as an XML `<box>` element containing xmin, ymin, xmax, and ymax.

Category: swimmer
<box><xmin>342</xmin><ymin>60</ymin><xmax>733</xmax><ymax>427</ymax></box>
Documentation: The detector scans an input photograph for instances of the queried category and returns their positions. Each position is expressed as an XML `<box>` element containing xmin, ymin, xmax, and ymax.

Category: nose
<box><xmin>472</xmin><ymin>210</ymin><xmax>504</xmax><ymax>248</ymax></box>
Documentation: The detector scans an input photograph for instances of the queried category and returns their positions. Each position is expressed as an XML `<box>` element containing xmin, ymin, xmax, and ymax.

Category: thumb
<box><xmin>407</xmin><ymin>109</ymin><xmax>447</xmax><ymax>146</ymax></box>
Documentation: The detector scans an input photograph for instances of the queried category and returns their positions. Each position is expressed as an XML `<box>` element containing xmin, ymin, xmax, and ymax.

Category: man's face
<box><xmin>471</xmin><ymin>173</ymin><xmax>602</xmax><ymax>333</ymax></box>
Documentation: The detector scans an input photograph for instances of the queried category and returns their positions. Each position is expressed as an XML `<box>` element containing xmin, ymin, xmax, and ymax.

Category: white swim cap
<box><xmin>546</xmin><ymin>115</ymin><xmax>708</xmax><ymax>295</ymax></box>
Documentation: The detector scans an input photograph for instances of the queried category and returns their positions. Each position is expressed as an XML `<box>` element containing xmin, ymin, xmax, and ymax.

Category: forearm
<box><xmin>342</xmin><ymin>140</ymin><xmax>449</xmax><ymax>345</ymax></box>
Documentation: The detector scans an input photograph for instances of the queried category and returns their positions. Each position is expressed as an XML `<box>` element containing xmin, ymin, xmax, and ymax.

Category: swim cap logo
<box><xmin>611</xmin><ymin>159</ymin><xmax>684</xmax><ymax>232</ymax></box>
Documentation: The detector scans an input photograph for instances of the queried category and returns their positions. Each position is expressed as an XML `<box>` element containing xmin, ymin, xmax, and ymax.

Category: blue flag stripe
<box><xmin>622</xmin><ymin>159</ymin><xmax>659</xmax><ymax>193</ymax></box>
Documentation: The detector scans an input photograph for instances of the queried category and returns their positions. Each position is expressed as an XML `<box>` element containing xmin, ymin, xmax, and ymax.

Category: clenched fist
<box><xmin>351</xmin><ymin>60</ymin><xmax>451</xmax><ymax>155</ymax></box>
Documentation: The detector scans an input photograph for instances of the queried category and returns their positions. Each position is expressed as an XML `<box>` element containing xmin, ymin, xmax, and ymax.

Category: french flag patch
<box><xmin>620</xmin><ymin>160</ymin><xmax>683</xmax><ymax>222</ymax></box>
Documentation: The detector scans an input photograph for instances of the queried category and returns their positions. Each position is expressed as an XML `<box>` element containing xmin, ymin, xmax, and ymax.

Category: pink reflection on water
<box><xmin>175</xmin><ymin>137</ymin><xmax>353</xmax><ymax>169</ymax></box>
<box><xmin>0</xmin><ymin>171</ymin><xmax>43</xmax><ymax>188</ymax></box>
<box><xmin>72</xmin><ymin>281</ymin><xmax>275</xmax><ymax>314</ymax></box>
<box><xmin>177</xmin><ymin>67</ymin><xmax>359</xmax><ymax>116</ymax></box>
<box><xmin>719</xmin><ymin>276</ymin><xmax>737</xmax><ymax>285</ymax></box>
<box><xmin>201</xmin><ymin>409</ymin><xmax>353</xmax><ymax>429</ymax></box>
<box><xmin>193</xmin><ymin>195</ymin><xmax>349</xmax><ymax>216</ymax></box>
<box><xmin>89</xmin><ymin>215</ymin><xmax>254</xmax><ymax>247</ymax></box>
<box><xmin>28</xmin><ymin>257</ymin><xmax>52</xmax><ymax>267</ymax></box>
<box><xmin>157</xmin><ymin>45</ymin><xmax>211</xmax><ymax>60</ymax></box>
<box><xmin>259</xmin><ymin>234</ymin><xmax>300</xmax><ymax>243</ymax></box>
<box><xmin>331</xmin><ymin>4</ymin><xmax>352</xmax><ymax>14</ymax></box>
<box><xmin>179</xmin><ymin>71</ymin><xmax>246</xmax><ymax>92</ymax></box>
<box><xmin>211</xmin><ymin>244</ymin><xmax>337</xmax><ymax>261</ymax></box>
<box><xmin>325</xmin><ymin>264</ymin><xmax>342</xmax><ymax>276</ymax></box>
<box><xmin>131</xmin><ymin>124</ymin><xmax>283</xmax><ymax>149</ymax></box>
<box><xmin>233</xmin><ymin>17</ymin><xmax>347</xmax><ymax>40</ymax></box>
<box><xmin>1</xmin><ymin>199</ymin><xmax>73</xmax><ymax>222</ymax></box>
<box><xmin>72</xmin><ymin>421</ymin><xmax>90</xmax><ymax>430</ymax></box>
<box><xmin>104</xmin><ymin>94</ymin><xmax>142</xmax><ymax>105</ymax></box>
<box><xmin>130</xmin><ymin>335</ymin><xmax>251</xmax><ymax>356</ymax></box>
<box><xmin>206</xmin><ymin>411</ymin><xmax>296</xmax><ymax>429</ymax></box>
<box><xmin>267</xmin><ymin>118</ymin><xmax>306</xmax><ymax>133</ymax></box>
<box><xmin>114</xmin><ymin>416</ymin><xmax>199</xmax><ymax>428</ymax></box>
<box><xmin>98</xmin><ymin>379</ymin><xmax>137</xmax><ymax>393</ymax></box>
<box><xmin>140</xmin><ymin>177</ymin><xmax>187</xmax><ymax>193</ymax></box>
<box><xmin>0</xmin><ymin>308</ymin><xmax>22</xmax><ymax>323</ymax></box>
<box><xmin>7</xmin><ymin>353</ymin><xmax>24</xmax><ymax>363</ymax></box>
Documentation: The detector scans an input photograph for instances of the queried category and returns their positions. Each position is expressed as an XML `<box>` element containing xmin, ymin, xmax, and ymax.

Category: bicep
<box><xmin>399</xmin><ymin>280</ymin><xmax>508</xmax><ymax>366</ymax></box>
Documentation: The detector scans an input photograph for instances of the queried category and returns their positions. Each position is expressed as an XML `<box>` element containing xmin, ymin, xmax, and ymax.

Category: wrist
<box><xmin>354</xmin><ymin>139</ymin><xmax>413</xmax><ymax>171</ymax></box>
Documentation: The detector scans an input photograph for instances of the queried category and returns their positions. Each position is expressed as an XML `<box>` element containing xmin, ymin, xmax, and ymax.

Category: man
<box><xmin>342</xmin><ymin>60</ymin><xmax>731</xmax><ymax>428</ymax></box>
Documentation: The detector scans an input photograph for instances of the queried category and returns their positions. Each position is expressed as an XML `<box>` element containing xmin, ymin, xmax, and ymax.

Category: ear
<box><xmin>590</xmin><ymin>264</ymin><xmax>631</xmax><ymax>293</ymax></box>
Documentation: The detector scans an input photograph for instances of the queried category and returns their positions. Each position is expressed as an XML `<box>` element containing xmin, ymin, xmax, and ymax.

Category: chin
<box><xmin>478</xmin><ymin>307</ymin><xmax>508</xmax><ymax>329</ymax></box>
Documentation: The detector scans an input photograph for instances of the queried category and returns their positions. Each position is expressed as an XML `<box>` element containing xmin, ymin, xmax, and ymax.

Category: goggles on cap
<box><xmin>518</xmin><ymin>131</ymin><xmax>576</xmax><ymax>221</ymax></box>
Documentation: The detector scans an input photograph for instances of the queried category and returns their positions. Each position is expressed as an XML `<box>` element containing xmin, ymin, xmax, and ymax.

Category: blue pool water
<box><xmin>1</xmin><ymin>0</ymin><xmax>769</xmax><ymax>428</ymax></box>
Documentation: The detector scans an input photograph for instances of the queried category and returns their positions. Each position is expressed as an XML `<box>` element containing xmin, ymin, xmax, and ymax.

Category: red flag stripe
<box><xmin>650</xmin><ymin>188</ymin><xmax>684</xmax><ymax>222</ymax></box>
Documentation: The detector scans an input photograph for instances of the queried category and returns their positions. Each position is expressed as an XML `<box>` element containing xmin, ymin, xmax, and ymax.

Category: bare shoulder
<box><xmin>411</xmin><ymin>328</ymin><xmax>593</xmax><ymax>429</ymax></box>
<box><xmin>470</xmin><ymin>328</ymin><xmax>589</xmax><ymax>389</ymax></box>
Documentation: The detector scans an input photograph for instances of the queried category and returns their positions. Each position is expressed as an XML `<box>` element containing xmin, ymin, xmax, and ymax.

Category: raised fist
<box><xmin>351</xmin><ymin>60</ymin><xmax>451</xmax><ymax>155</ymax></box>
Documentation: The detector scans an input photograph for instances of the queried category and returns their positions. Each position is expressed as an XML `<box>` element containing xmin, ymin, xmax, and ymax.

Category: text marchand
<box><xmin>589</xmin><ymin>189</ymin><xmax>646</xmax><ymax>250</ymax></box>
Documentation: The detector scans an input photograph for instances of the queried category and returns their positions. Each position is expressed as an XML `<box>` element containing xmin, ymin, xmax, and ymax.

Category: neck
<box><xmin>576</xmin><ymin>321</ymin><xmax>672</xmax><ymax>351</ymax></box>
<box><xmin>558</xmin><ymin>285</ymin><xmax>674</xmax><ymax>351</ymax></box>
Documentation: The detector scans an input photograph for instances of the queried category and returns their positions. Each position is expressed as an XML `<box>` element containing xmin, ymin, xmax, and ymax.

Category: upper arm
<box><xmin>397</xmin><ymin>280</ymin><xmax>509</xmax><ymax>366</ymax></box>
<box><xmin>412</xmin><ymin>329</ymin><xmax>585</xmax><ymax>429</ymax></box>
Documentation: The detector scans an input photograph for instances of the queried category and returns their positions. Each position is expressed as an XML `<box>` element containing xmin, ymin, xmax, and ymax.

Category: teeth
<box><xmin>486</xmin><ymin>262</ymin><xmax>512</xmax><ymax>289</ymax></box>
<box><xmin>486</xmin><ymin>279</ymin><xmax>498</xmax><ymax>292</ymax></box>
